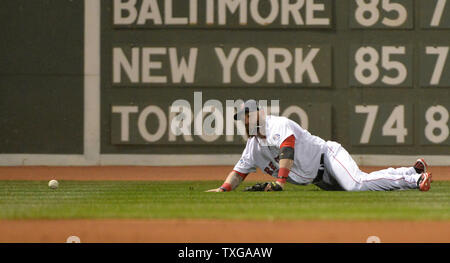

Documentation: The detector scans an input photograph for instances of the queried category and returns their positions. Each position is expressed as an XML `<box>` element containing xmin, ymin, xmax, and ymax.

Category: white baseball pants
<box><xmin>321</xmin><ymin>141</ymin><xmax>422</xmax><ymax>191</ymax></box>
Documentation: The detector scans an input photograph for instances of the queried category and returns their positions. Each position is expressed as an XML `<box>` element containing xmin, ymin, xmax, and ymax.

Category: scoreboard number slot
<box><xmin>422</xmin><ymin>0</ymin><xmax>450</xmax><ymax>28</ymax></box>
<box><xmin>424</xmin><ymin>105</ymin><xmax>450</xmax><ymax>144</ymax></box>
<box><xmin>355</xmin><ymin>105</ymin><xmax>408</xmax><ymax>144</ymax></box>
<box><xmin>431</xmin><ymin>0</ymin><xmax>447</xmax><ymax>26</ymax></box>
<box><xmin>355</xmin><ymin>0</ymin><xmax>407</xmax><ymax>27</ymax></box>
<box><xmin>352</xmin><ymin>0</ymin><xmax>411</xmax><ymax>28</ymax></box>
<box><xmin>423</xmin><ymin>46</ymin><xmax>450</xmax><ymax>86</ymax></box>
<box><xmin>352</xmin><ymin>46</ymin><xmax>409</xmax><ymax>86</ymax></box>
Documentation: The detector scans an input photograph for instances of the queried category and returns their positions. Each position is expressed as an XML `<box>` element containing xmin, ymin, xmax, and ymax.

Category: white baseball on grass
<box><xmin>48</xmin><ymin>180</ymin><xmax>59</xmax><ymax>189</ymax></box>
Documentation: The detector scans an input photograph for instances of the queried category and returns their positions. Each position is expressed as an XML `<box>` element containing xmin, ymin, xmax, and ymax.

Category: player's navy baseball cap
<box><xmin>234</xmin><ymin>100</ymin><xmax>259</xmax><ymax>120</ymax></box>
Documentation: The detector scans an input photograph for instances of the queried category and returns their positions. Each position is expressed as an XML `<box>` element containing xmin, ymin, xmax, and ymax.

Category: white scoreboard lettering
<box><xmin>113</xmin><ymin>0</ymin><xmax>333</xmax><ymax>28</ymax></box>
<box><xmin>112</xmin><ymin>45</ymin><xmax>332</xmax><ymax>87</ymax></box>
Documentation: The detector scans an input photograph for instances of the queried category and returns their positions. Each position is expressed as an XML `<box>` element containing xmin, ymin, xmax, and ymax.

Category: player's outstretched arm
<box><xmin>205</xmin><ymin>170</ymin><xmax>247</xmax><ymax>192</ymax></box>
<box><xmin>264</xmin><ymin>135</ymin><xmax>296</xmax><ymax>191</ymax></box>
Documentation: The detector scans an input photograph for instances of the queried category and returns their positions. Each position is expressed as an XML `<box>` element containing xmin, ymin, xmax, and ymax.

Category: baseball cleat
<box><xmin>414</xmin><ymin>158</ymin><xmax>428</xmax><ymax>174</ymax></box>
<box><xmin>418</xmin><ymin>173</ymin><xmax>432</xmax><ymax>192</ymax></box>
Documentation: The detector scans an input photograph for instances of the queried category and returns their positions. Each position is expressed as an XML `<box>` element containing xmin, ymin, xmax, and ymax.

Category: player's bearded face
<box><xmin>245</xmin><ymin>111</ymin><xmax>262</xmax><ymax>137</ymax></box>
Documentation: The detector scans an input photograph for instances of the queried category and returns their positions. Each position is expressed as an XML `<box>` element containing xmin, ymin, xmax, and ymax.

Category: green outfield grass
<box><xmin>0</xmin><ymin>180</ymin><xmax>449</xmax><ymax>221</ymax></box>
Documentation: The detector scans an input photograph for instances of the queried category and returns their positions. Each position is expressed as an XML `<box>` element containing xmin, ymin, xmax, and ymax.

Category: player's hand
<box><xmin>205</xmin><ymin>188</ymin><xmax>224</xmax><ymax>192</ymax></box>
<box><xmin>264</xmin><ymin>182</ymin><xmax>284</xmax><ymax>191</ymax></box>
<box><xmin>244</xmin><ymin>182</ymin><xmax>283</xmax><ymax>191</ymax></box>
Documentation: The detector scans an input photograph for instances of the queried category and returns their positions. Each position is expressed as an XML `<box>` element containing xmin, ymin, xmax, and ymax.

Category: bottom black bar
<box><xmin>0</xmin><ymin>243</ymin><xmax>448</xmax><ymax>262</ymax></box>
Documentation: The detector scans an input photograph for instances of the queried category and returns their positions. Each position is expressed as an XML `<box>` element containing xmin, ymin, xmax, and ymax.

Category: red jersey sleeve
<box><xmin>280</xmin><ymin>135</ymin><xmax>295</xmax><ymax>149</ymax></box>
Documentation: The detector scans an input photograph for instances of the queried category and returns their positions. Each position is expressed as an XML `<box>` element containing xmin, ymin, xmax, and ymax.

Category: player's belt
<box><xmin>312</xmin><ymin>153</ymin><xmax>325</xmax><ymax>184</ymax></box>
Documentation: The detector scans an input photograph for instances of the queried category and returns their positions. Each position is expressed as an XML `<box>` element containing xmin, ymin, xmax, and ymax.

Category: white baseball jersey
<box><xmin>233</xmin><ymin>115</ymin><xmax>327</xmax><ymax>185</ymax></box>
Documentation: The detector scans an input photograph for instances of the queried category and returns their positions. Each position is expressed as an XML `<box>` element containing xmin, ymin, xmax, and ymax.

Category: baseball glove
<box><xmin>244</xmin><ymin>182</ymin><xmax>283</xmax><ymax>191</ymax></box>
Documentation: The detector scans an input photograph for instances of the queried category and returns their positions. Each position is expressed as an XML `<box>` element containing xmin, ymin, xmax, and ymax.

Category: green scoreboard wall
<box><xmin>0</xmin><ymin>0</ymin><xmax>84</xmax><ymax>154</ymax></box>
<box><xmin>102</xmin><ymin>0</ymin><xmax>450</xmax><ymax>156</ymax></box>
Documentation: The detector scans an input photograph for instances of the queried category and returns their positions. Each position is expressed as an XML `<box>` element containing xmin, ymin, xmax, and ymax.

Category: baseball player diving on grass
<box><xmin>207</xmin><ymin>100</ymin><xmax>432</xmax><ymax>193</ymax></box>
